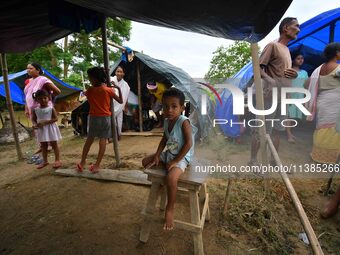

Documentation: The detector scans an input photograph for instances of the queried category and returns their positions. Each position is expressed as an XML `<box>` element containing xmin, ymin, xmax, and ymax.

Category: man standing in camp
<box><xmin>249</xmin><ymin>17</ymin><xmax>300</xmax><ymax>166</ymax></box>
<box><xmin>147</xmin><ymin>81</ymin><xmax>167</xmax><ymax>128</ymax></box>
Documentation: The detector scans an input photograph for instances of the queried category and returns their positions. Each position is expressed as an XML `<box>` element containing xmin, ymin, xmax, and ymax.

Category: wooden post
<box><xmin>0</xmin><ymin>53</ymin><xmax>23</xmax><ymax>160</ymax></box>
<box><xmin>140</xmin><ymin>182</ymin><xmax>160</xmax><ymax>242</ymax></box>
<box><xmin>101</xmin><ymin>16</ymin><xmax>120</xmax><ymax>167</ymax></box>
<box><xmin>0</xmin><ymin>111</ymin><xmax>4</xmax><ymax>126</ymax></box>
<box><xmin>136</xmin><ymin>61</ymin><xmax>143</xmax><ymax>132</ymax></box>
<box><xmin>189</xmin><ymin>189</ymin><xmax>204</xmax><ymax>255</ymax></box>
<box><xmin>266</xmin><ymin>135</ymin><xmax>324</xmax><ymax>255</ymax></box>
<box><xmin>250</xmin><ymin>43</ymin><xmax>268</xmax><ymax>164</ymax></box>
<box><xmin>223</xmin><ymin>179</ymin><xmax>233</xmax><ymax>214</ymax></box>
<box><xmin>250</xmin><ymin>43</ymin><xmax>269</xmax><ymax>190</ymax></box>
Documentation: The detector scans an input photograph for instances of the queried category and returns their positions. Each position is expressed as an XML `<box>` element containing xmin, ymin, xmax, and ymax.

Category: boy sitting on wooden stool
<box><xmin>142</xmin><ymin>88</ymin><xmax>197</xmax><ymax>230</ymax></box>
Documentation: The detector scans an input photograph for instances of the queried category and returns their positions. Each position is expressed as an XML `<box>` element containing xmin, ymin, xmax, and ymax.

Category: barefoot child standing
<box><xmin>32</xmin><ymin>90</ymin><xmax>62</xmax><ymax>169</ymax></box>
<box><xmin>77</xmin><ymin>67</ymin><xmax>122</xmax><ymax>173</ymax></box>
<box><xmin>142</xmin><ymin>88</ymin><xmax>197</xmax><ymax>230</ymax></box>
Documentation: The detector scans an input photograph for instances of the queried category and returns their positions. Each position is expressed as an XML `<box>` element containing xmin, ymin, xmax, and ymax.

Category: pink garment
<box><xmin>24</xmin><ymin>76</ymin><xmax>53</xmax><ymax>118</ymax></box>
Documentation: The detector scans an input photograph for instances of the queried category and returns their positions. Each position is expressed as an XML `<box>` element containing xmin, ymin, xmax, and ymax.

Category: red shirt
<box><xmin>85</xmin><ymin>85</ymin><xmax>115</xmax><ymax>116</ymax></box>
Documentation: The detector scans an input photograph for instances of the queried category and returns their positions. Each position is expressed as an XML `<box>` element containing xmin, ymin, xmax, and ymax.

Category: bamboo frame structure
<box><xmin>223</xmin><ymin>43</ymin><xmax>324</xmax><ymax>255</ymax></box>
<box><xmin>0</xmin><ymin>53</ymin><xmax>23</xmax><ymax>160</ymax></box>
<box><xmin>136</xmin><ymin>61</ymin><xmax>143</xmax><ymax>132</ymax></box>
<box><xmin>100</xmin><ymin>16</ymin><xmax>120</xmax><ymax>167</ymax></box>
<box><xmin>266</xmin><ymin>134</ymin><xmax>324</xmax><ymax>255</ymax></box>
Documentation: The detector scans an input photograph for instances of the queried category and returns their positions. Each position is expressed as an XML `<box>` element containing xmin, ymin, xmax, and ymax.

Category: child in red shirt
<box><xmin>77</xmin><ymin>67</ymin><xmax>122</xmax><ymax>173</ymax></box>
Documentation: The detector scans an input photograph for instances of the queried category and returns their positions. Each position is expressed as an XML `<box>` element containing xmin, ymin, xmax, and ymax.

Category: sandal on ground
<box><xmin>76</xmin><ymin>163</ymin><xmax>84</xmax><ymax>173</ymax></box>
<box><xmin>52</xmin><ymin>161</ymin><xmax>62</xmax><ymax>169</ymax></box>
<box><xmin>36</xmin><ymin>162</ymin><xmax>49</xmax><ymax>169</ymax></box>
<box><xmin>89</xmin><ymin>165</ymin><xmax>99</xmax><ymax>174</ymax></box>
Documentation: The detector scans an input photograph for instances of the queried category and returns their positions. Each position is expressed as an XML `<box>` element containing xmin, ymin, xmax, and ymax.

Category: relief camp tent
<box><xmin>110</xmin><ymin>52</ymin><xmax>215</xmax><ymax>139</ymax></box>
<box><xmin>0</xmin><ymin>1</ymin><xmax>326</xmax><ymax>254</ymax></box>
<box><xmin>0</xmin><ymin>68</ymin><xmax>81</xmax><ymax>105</ymax></box>
<box><xmin>0</xmin><ymin>0</ymin><xmax>295</xmax><ymax>162</ymax></box>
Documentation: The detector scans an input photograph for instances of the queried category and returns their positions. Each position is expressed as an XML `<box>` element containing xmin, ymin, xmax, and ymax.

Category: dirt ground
<box><xmin>0</xmin><ymin>124</ymin><xmax>339</xmax><ymax>255</ymax></box>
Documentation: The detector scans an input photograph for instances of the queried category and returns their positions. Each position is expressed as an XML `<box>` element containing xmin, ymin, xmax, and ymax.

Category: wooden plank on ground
<box><xmin>121</xmin><ymin>132</ymin><xmax>163</xmax><ymax>136</ymax></box>
<box><xmin>55</xmin><ymin>169</ymin><xmax>151</xmax><ymax>185</ymax></box>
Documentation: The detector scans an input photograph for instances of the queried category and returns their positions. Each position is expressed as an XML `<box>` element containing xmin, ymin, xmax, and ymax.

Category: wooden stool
<box><xmin>59</xmin><ymin>111</ymin><xmax>71</xmax><ymax>128</ymax></box>
<box><xmin>140</xmin><ymin>167</ymin><xmax>210</xmax><ymax>255</ymax></box>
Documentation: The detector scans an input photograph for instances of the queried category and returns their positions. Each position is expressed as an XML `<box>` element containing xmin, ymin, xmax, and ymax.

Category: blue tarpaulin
<box><xmin>217</xmin><ymin>7</ymin><xmax>340</xmax><ymax>137</ymax></box>
<box><xmin>0</xmin><ymin>69</ymin><xmax>81</xmax><ymax>105</ymax></box>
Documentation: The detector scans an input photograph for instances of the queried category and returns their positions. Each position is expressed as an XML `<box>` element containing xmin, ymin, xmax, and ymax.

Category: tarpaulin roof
<box><xmin>216</xmin><ymin>7</ymin><xmax>340</xmax><ymax>137</ymax></box>
<box><xmin>0</xmin><ymin>0</ymin><xmax>292</xmax><ymax>53</ymax></box>
<box><xmin>0</xmin><ymin>69</ymin><xmax>81</xmax><ymax>105</ymax></box>
<box><xmin>110</xmin><ymin>52</ymin><xmax>215</xmax><ymax>139</ymax></box>
<box><xmin>288</xmin><ymin>7</ymin><xmax>340</xmax><ymax>74</ymax></box>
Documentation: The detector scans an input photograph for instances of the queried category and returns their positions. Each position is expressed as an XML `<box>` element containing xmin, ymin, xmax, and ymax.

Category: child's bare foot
<box><xmin>37</xmin><ymin>162</ymin><xmax>49</xmax><ymax>169</ymax></box>
<box><xmin>53</xmin><ymin>161</ymin><xmax>62</xmax><ymax>169</ymax></box>
<box><xmin>76</xmin><ymin>162</ymin><xmax>84</xmax><ymax>173</ymax></box>
<box><xmin>163</xmin><ymin>208</ymin><xmax>174</xmax><ymax>230</ymax></box>
<box><xmin>89</xmin><ymin>164</ymin><xmax>100</xmax><ymax>174</ymax></box>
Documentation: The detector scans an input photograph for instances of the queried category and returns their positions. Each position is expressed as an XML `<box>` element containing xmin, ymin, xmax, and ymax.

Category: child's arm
<box><xmin>32</xmin><ymin>110</ymin><xmax>38</xmax><ymax>129</ymax></box>
<box><xmin>166</xmin><ymin>120</ymin><xmax>192</xmax><ymax>170</ymax></box>
<box><xmin>112</xmin><ymin>85</ymin><xmax>123</xmax><ymax>104</ymax></box>
<box><xmin>147</xmin><ymin>135</ymin><xmax>167</xmax><ymax>168</ymax></box>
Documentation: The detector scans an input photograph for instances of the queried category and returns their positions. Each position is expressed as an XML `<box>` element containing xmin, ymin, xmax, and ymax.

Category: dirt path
<box><xmin>0</xmin><ymin>127</ymin><xmax>339</xmax><ymax>254</ymax></box>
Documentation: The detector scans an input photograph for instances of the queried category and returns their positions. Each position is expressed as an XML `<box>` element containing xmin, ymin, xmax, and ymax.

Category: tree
<box><xmin>68</xmin><ymin>18</ymin><xmax>131</xmax><ymax>76</ymax></box>
<box><xmin>5</xmin><ymin>43</ymin><xmax>64</xmax><ymax>77</ymax></box>
<box><xmin>3</xmin><ymin>18</ymin><xmax>132</xmax><ymax>88</ymax></box>
<box><xmin>205</xmin><ymin>41</ymin><xmax>252</xmax><ymax>84</ymax></box>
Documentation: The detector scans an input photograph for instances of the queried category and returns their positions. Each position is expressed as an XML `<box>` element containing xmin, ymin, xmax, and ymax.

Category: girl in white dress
<box><xmin>32</xmin><ymin>90</ymin><xmax>62</xmax><ymax>169</ymax></box>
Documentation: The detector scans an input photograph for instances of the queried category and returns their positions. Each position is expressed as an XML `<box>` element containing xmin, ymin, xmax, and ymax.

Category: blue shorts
<box><xmin>160</xmin><ymin>151</ymin><xmax>188</xmax><ymax>172</ymax></box>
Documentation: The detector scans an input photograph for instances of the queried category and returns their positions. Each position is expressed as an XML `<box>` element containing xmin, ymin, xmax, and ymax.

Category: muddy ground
<box><xmin>0</xmin><ymin>124</ymin><xmax>339</xmax><ymax>255</ymax></box>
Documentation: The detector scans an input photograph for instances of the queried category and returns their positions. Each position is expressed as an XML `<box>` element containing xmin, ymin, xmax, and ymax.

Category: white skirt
<box><xmin>36</xmin><ymin>123</ymin><xmax>62</xmax><ymax>142</ymax></box>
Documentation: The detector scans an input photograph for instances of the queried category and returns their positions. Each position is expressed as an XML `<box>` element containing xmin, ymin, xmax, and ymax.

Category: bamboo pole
<box><xmin>97</xmin><ymin>36</ymin><xmax>126</xmax><ymax>51</ymax></box>
<box><xmin>0</xmin><ymin>53</ymin><xmax>23</xmax><ymax>160</ymax></box>
<box><xmin>100</xmin><ymin>16</ymin><xmax>120</xmax><ymax>167</ymax></box>
<box><xmin>266</xmin><ymin>134</ymin><xmax>324</xmax><ymax>255</ymax></box>
<box><xmin>136</xmin><ymin>61</ymin><xmax>143</xmax><ymax>132</ymax></box>
<box><xmin>250</xmin><ymin>43</ymin><xmax>268</xmax><ymax>164</ymax></box>
<box><xmin>222</xmin><ymin>179</ymin><xmax>233</xmax><ymax>214</ymax></box>
<box><xmin>0</xmin><ymin>111</ymin><xmax>4</xmax><ymax>126</ymax></box>
<box><xmin>250</xmin><ymin>43</ymin><xmax>269</xmax><ymax>190</ymax></box>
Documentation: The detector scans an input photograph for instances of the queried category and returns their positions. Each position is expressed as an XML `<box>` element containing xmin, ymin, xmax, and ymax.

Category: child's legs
<box><xmin>166</xmin><ymin>167</ymin><xmax>183</xmax><ymax>210</ymax></box>
<box><xmin>80</xmin><ymin>137</ymin><xmax>95</xmax><ymax>165</ymax></box>
<box><xmin>40</xmin><ymin>142</ymin><xmax>49</xmax><ymax>163</ymax></box>
<box><xmin>50</xmin><ymin>141</ymin><xmax>60</xmax><ymax>162</ymax></box>
<box><xmin>94</xmin><ymin>138</ymin><xmax>107</xmax><ymax>167</ymax></box>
